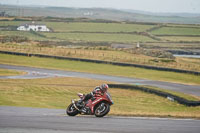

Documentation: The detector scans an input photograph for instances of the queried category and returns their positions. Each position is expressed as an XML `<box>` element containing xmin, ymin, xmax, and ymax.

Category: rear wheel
<box><xmin>95</xmin><ymin>102</ymin><xmax>110</xmax><ymax>117</ymax></box>
<box><xmin>66</xmin><ymin>103</ymin><xmax>79</xmax><ymax>116</ymax></box>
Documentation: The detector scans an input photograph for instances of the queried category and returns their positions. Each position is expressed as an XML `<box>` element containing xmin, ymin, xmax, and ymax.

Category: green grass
<box><xmin>0</xmin><ymin>77</ymin><xmax>200</xmax><ymax>118</ymax></box>
<box><xmin>151</xmin><ymin>27</ymin><xmax>200</xmax><ymax>35</ymax></box>
<box><xmin>42</xmin><ymin>32</ymin><xmax>156</xmax><ymax>43</ymax></box>
<box><xmin>1</xmin><ymin>21</ymin><xmax>200</xmax><ymax>43</ymax></box>
<box><xmin>0</xmin><ymin>21</ymin><xmax>24</xmax><ymax>26</ymax></box>
<box><xmin>166</xmin><ymin>24</ymin><xmax>200</xmax><ymax>28</ymax></box>
<box><xmin>158</xmin><ymin>36</ymin><xmax>200</xmax><ymax>42</ymax></box>
<box><xmin>45</xmin><ymin>22</ymin><xmax>154</xmax><ymax>32</ymax></box>
<box><xmin>144</xmin><ymin>85</ymin><xmax>200</xmax><ymax>101</ymax></box>
<box><xmin>0</xmin><ymin>21</ymin><xmax>156</xmax><ymax>42</ymax></box>
<box><xmin>0</xmin><ymin>53</ymin><xmax>200</xmax><ymax>85</ymax></box>
<box><xmin>0</xmin><ymin>31</ymin><xmax>48</xmax><ymax>41</ymax></box>
<box><xmin>0</xmin><ymin>68</ymin><xmax>26</xmax><ymax>76</ymax></box>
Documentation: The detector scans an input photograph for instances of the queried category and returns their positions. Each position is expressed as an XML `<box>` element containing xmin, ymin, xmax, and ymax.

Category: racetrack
<box><xmin>1</xmin><ymin>64</ymin><xmax>200</xmax><ymax>132</ymax></box>
<box><xmin>0</xmin><ymin>64</ymin><xmax>200</xmax><ymax>96</ymax></box>
<box><xmin>0</xmin><ymin>106</ymin><xmax>200</xmax><ymax>133</ymax></box>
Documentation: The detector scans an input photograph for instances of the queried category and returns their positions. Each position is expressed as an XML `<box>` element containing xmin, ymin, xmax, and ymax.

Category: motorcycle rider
<box><xmin>77</xmin><ymin>84</ymin><xmax>109</xmax><ymax>107</ymax></box>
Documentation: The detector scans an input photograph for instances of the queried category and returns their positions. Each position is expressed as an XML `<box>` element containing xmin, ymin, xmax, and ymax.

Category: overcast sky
<box><xmin>1</xmin><ymin>0</ymin><xmax>200</xmax><ymax>13</ymax></box>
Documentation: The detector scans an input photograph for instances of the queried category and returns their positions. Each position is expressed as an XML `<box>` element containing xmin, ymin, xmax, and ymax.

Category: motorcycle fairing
<box><xmin>85</xmin><ymin>93</ymin><xmax>112</xmax><ymax>114</ymax></box>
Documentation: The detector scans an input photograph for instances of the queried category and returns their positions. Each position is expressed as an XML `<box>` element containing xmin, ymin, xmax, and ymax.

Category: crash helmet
<box><xmin>100</xmin><ymin>84</ymin><xmax>109</xmax><ymax>93</ymax></box>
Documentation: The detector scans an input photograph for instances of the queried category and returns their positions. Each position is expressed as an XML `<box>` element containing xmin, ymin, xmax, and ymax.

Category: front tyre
<box><xmin>95</xmin><ymin>103</ymin><xmax>110</xmax><ymax>117</ymax></box>
<box><xmin>66</xmin><ymin>103</ymin><xmax>79</xmax><ymax>116</ymax></box>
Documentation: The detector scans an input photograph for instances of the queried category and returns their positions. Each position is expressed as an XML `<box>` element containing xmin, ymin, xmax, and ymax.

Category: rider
<box><xmin>77</xmin><ymin>84</ymin><xmax>109</xmax><ymax>106</ymax></box>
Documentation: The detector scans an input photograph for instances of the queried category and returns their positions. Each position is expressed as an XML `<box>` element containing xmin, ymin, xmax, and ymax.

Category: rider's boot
<box><xmin>81</xmin><ymin>107</ymin><xmax>87</xmax><ymax>113</ymax></box>
<box><xmin>77</xmin><ymin>100</ymin><xmax>84</xmax><ymax>107</ymax></box>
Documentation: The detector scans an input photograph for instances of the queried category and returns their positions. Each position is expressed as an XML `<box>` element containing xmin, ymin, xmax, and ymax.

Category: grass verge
<box><xmin>0</xmin><ymin>53</ymin><xmax>200</xmax><ymax>85</ymax></box>
<box><xmin>0</xmin><ymin>68</ymin><xmax>26</xmax><ymax>76</ymax></box>
<box><xmin>144</xmin><ymin>85</ymin><xmax>200</xmax><ymax>101</ymax></box>
<box><xmin>0</xmin><ymin>77</ymin><xmax>200</xmax><ymax>118</ymax></box>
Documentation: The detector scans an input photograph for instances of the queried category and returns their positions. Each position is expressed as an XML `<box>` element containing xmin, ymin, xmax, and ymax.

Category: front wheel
<box><xmin>66</xmin><ymin>103</ymin><xmax>79</xmax><ymax>116</ymax></box>
<box><xmin>95</xmin><ymin>103</ymin><xmax>110</xmax><ymax>117</ymax></box>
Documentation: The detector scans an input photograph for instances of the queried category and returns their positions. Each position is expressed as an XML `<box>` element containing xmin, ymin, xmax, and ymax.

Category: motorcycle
<box><xmin>66</xmin><ymin>92</ymin><xmax>114</xmax><ymax>117</ymax></box>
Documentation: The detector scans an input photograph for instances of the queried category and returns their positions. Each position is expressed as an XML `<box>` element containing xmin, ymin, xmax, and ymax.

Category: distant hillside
<box><xmin>1</xmin><ymin>5</ymin><xmax>200</xmax><ymax>24</ymax></box>
<box><xmin>122</xmin><ymin>9</ymin><xmax>200</xmax><ymax>17</ymax></box>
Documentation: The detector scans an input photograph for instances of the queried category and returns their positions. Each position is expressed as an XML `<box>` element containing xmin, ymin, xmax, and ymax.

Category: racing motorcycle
<box><xmin>66</xmin><ymin>92</ymin><xmax>113</xmax><ymax>117</ymax></box>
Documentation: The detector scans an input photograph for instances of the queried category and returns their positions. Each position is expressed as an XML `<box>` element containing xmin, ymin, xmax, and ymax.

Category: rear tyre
<box><xmin>66</xmin><ymin>103</ymin><xmax>79</xmax><ymax>116</ymax></box>
<box><xmin>95</xmin><ymin>103</ymin><xmax>110</xmax><ymax>117</ymax></box>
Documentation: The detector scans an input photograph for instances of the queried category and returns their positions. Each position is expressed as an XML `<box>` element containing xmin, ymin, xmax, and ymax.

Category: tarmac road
<box><xmin>0</xmin><ymin>64</ymin><xmax>200</xmax><ymax>96</ymax></box>
<box><xmin>0</xmin><ymin>106</ymin><xmax>200</xmax><ymax>133</ymax></box>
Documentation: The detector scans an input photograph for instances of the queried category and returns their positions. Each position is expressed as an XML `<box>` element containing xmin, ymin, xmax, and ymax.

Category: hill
<box><xmin>1</xmin><ymin>4</ymin><xmax>200</xmax><ymax>24</ymax></box>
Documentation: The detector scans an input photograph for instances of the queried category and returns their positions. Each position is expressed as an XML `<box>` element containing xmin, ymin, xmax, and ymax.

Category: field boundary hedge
<box><xmin>0</xmin><ymin>50</ymin><xmax>200</xmax><ymax>75</ymax></box>
<box><xmin>108</xmin><ymin>84</ymin><xmax>200</xmax><ymax>107</ymax></box>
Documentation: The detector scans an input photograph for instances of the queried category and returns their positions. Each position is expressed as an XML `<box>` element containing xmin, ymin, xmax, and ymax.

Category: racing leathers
<box><xmin>77</xmin><ymin>86</ymin><xmax>103</xmax><ymax>107</ymax></box>
<box><xmin>83</xmin><ymin>86</ymin><xmax>103</xmax><ymax>101</ymax></box>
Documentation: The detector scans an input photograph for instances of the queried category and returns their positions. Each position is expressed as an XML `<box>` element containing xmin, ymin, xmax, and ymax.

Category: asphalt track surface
<box><xmin>0</xmin><ymin>64</ymin><xmax>200</xmax><ymax>96</ymax></box>
<box><xmin>0</xmin><ymin>106</ymin><xmax>200</xmax><ymax>133</ymax></box>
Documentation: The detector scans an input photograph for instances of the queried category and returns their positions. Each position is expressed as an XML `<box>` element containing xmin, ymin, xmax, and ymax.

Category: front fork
<box><xmin>72</xmin><ymin>100</ymin><xmax>81</xmax><ymax>111</ymax></box>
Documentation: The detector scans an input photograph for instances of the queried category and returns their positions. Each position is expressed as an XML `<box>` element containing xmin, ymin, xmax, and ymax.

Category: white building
<box><xmin>17</xmin><ymin>22</ymin><xmax>50</xmax><ymax>32</ymax></box>
<box><xmin>83</xmin><ymin>12</ymin><xmax>94</xmax><ymax>16</ymax></box>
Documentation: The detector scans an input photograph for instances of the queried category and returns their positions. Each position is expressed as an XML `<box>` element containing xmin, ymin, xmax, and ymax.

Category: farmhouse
<box><xmin>17</xmin><ymin>21</ymin><xmax>50</xmax><ymax>32</ymax></box>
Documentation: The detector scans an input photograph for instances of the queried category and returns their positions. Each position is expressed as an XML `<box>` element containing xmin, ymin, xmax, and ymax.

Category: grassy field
<box><xmin>0</xmin><ymin>21</ymin><xmax>23</xmax><ymax>26</ymax></box>
<box><xmin>1</xmin><ymin>19</ymin><xmax>200</xmax><ymax>77</ymax></box>
<box><xmin>0</xmin><ymin>21</ymin><xmax>157</xmax><ymax>42</ymax></box>
<box><xmin>151</xmin><ymin>27</ymin><xmax>200</xmax><ymax>35</ymax></box>
<box><xmin>45</xmin><ymin>22</ymin><xmax>154</xmax><ymax>32</ymax></box>
<box><xmin>1</xmin><ymin>20</ymin><xmax>200</xmax><ymax>43</ymax></box>
<box><xmin>158</xmin><ymin>36</ymin><xmax>200</xmax><ymax>42</ymax></box>
<box><xmin>145</xmin><ymin>85</ymin><xmax>200</xmax><ymax>101</ymax></box>
<box><xmin>0</xmin><ymin>77</ymin><xmax>200</xmax><ymax>118</ymax></box>
<box><xmin>42</xmin><ymin>32</ymin><xmax>156</xmax><ymax>43</ymax></box>
<box><xmin>0</xmin><ymin>21</ymin><xmax>153</xmax><ymax>32</ymax></box>
<box><xmin>1</xmin><ymin>43</ymin><xmax>200</xmax><ymax>72</ymax></box>
<box><xmin>0</xmin><ymin>53</ymin><xmax>200</xmax><ymax>85</ymax></box>
<box><xmin>0</xmin><ymin>17</ymin><xmax>15</xmax><ymax>20</ymax></box>
<box><xmin>167</xmin><ymin>24</ymin><xmax>200</xmax><ymax>28</ymax></box>
<box><xmin>0</xmin><ymin>31</ymin><xmax>48</xmax><ymax>41</ymax></box>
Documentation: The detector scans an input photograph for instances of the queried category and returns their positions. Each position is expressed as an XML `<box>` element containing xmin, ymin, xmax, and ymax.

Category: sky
<box><xmin>1</xmin><ymin>0</ymin><xmax>200</xmax><ymax>13</ymax></box>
